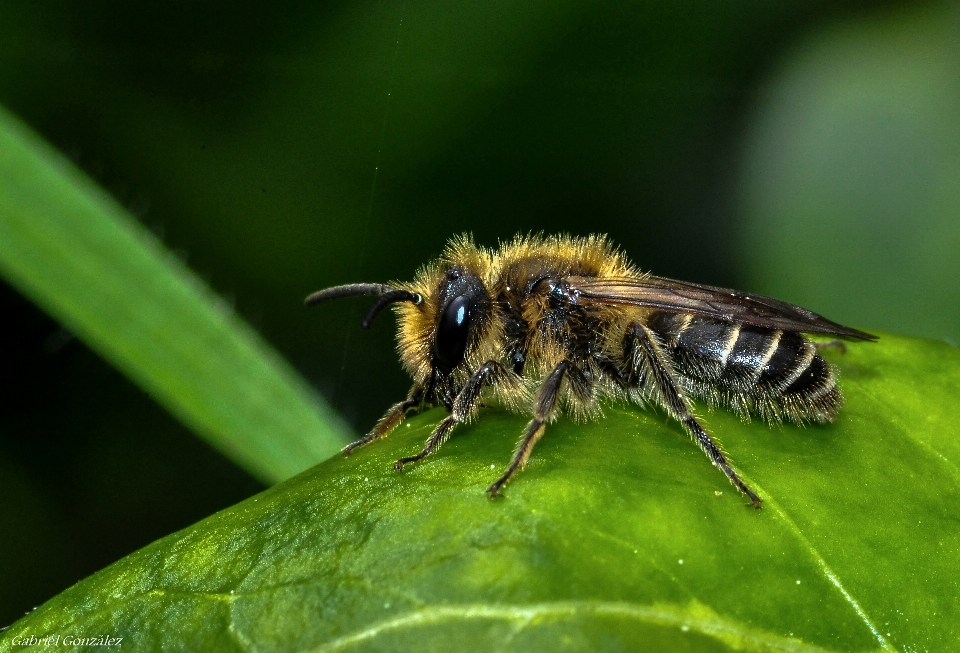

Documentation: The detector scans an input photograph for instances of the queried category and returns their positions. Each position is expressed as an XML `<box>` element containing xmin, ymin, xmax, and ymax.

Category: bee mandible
<box><xmin>306</xmin><ymin>234</ymin><xmax>876</xmax><ymax>506</ymax></box>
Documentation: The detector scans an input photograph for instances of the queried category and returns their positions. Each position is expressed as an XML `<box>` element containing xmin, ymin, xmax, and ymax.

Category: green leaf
<box><xmin>0</xmin><ymin>105</ymin><xmax>350</xmax><ymax>484</ymax></box>
<box><xmin>2</xmin><ymin>333</ymin><xmax>957</xmax><ymax>651</ymax></box>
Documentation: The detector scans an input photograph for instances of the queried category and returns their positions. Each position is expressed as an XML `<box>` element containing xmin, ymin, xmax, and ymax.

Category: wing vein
<box><xmin>569</xmin><ymin>275</ymin><xmax>876</xmax><ymax>340</ymax></box>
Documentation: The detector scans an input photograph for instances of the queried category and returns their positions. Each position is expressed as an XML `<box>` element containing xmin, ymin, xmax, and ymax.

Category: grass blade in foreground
<box><xmin>0</xmin><ymin>105</ymin><xmax>350</xmax><ymax>483</ymax></box>
<box><xmin>2</xmin><ymin>333</ymin><xmax>957</xmax><ymax>651</ymax></box>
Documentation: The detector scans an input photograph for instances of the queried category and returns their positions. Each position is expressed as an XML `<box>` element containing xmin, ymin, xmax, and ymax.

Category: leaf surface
<box><xmin>2</xmin><ymin>333</ymin><xmax>957</xmax><ymax>652</ymax></box>
<box><xmin>0</xmin><ymin>106</ymin><xmax>350</xmax><ymax>483</ymax></box>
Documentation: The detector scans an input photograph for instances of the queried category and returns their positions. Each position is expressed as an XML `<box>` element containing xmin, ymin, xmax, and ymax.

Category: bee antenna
<box><xmin>361</xmin><ymin>290</ymin><xmax>423</xmax><ymax>330</ymax></box>
<box><xmin>304</xmin><ymin>283</ymin><xmax>396</xmax><ymax>307</ymax></box>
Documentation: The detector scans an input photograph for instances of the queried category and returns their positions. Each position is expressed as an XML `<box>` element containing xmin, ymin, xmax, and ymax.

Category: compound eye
<box><xmin>434</xmin><ymin>294</ymin><xmax>472</xmax><ymax>369</ymax></box>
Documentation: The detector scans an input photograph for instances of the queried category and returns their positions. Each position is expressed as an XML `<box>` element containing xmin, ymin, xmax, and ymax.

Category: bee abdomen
<box><xmin>652</xmin><ymin>314</ymin><xmax>841</xmax><ymax>423</ymax></box>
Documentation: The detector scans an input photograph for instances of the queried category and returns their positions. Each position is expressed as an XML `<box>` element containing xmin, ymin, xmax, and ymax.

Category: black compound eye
<box><xmin>434</xmin><ymin>294</ymin><xmax>472</xmax><ymax>369</ymax></box>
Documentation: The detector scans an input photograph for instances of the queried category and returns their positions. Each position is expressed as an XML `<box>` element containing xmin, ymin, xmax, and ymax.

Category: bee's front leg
<box><xmin>393</xmin><ymin>361</ymin><xmax>507</xmax><ymax>470</ymax></box>
<box><xmin>342</xmin><ymin>384</ymin><xmax>426</xmax><ymax>456</ymax></box>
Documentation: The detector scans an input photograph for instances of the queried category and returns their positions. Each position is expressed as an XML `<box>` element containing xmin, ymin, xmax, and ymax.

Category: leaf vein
<box><xmin>305</xmin><ymin>601</ymin><xmax>845</xmax><ymax>653</ymax></box>
<box><xmin>737</xmin><ymin>476</ymin><xmax>896</xmax><ymax>652</ymax></box>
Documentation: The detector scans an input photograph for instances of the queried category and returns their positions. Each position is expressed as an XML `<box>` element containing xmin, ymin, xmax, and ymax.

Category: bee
<box><xmin>306</xmin><ymin>234</ymin><xmax>875</xmax><ymax>506</ymax></box>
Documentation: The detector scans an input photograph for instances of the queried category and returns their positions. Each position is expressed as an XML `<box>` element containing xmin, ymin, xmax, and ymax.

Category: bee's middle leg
<box><xmin>486</xmin><ymin>360</ymin><xmax>585</xmax><ymax>497</ymax></box>
<box><xmin>394</xmin><ymin>361</ymin><xmax>506</xmax><ymax>471</ymax></box>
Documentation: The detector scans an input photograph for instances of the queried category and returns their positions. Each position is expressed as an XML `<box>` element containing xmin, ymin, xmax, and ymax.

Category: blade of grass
<box><xmin>0</xmin><ymin>105</ymin><xmax>351</xmax><ymax>484</ymax></box>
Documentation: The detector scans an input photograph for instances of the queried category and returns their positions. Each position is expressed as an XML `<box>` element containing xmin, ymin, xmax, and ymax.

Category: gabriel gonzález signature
<box><xmin>9</xmin><ymin>634</ymin><xmax>123</xmax><ymax>647</ymax></box>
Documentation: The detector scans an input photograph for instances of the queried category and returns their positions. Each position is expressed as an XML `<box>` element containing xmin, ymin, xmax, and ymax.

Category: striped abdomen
<box><xmin>647</xmin><ymin>313</ymin><xmax>841</xmax><ymax>424</ymax></box>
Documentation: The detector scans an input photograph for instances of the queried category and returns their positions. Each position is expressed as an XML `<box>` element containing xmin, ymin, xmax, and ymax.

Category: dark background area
<box><xmin>2</xmin><ymin>0</ymin><xmax>957</xmax><ymax>627</ymax></box>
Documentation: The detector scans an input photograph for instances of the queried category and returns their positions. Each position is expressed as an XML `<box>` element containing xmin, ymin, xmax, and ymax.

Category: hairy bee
<box><xmin>306</xmin><ymin>234</ymin><xmax>875</xmax><ymax>506</ymax></box>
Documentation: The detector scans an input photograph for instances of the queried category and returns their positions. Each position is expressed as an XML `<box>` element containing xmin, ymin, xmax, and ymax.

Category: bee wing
<box><xmin>569</xmin><ymin>275</ymin><xmax>877</xmax><ymax>340</ymax></box>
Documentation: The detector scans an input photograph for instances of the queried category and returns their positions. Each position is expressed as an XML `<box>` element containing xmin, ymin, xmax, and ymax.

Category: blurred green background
<box><xmin>1</xmin><ymin>0</ymin><xmax>958</xmax><ymax>628</ymax></box>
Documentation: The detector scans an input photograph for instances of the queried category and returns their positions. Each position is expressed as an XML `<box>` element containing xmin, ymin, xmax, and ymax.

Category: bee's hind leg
<box><xmin>628</xmin><ymin>322</ymin><xmax>762</xmax><ymax>508</ymax></box>
<box><xmin>394</xmin><ymin>361</ymin><xmax>507</xmax><ymax>471</ymax></box>
<box><xmin>814</xmin><ymin>339</ymin><xmax>847</xmax><ymax>353</ymax></box>
<box><xmin>342</xmin><ymin>384</ymin><xmax>425</xmax><ymax>455</ymax></box>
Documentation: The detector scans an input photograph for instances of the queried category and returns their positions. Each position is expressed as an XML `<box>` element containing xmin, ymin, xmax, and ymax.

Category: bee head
<box><xmin>431</xmin><ymin>265</ymin><xmax>489</xmax><ymax>371</ymax></box>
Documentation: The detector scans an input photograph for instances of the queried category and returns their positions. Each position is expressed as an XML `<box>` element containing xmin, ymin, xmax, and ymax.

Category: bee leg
<box><xmin>629</xmin><ymin>323</ymin><xmax>762</xmax><ymax>508</ymax></box>
<box><xmin>342</xmin><ymin>385</ymin><xmax>426</xmax><ymax>455</ymax></box>
<box><xmin>814</xmin><ymin>339</ymin><xmax>847</xmax><ymax>353</ymax></box>
<box><xmin>394</xmin><ymin>361</ymin><xmax>506</xmax><ymax>471</ymax></box>
<box><xmin>487</xmin><ymin>360</ymin><xmax>571</xmax><ymax>497</ymax></box>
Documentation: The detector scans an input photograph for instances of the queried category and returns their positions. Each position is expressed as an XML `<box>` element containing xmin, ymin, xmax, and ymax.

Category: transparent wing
<box><xmin>569</xmin><ymin>275</ymin><xmax>877</xmax><ymax>341</ymax></box>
